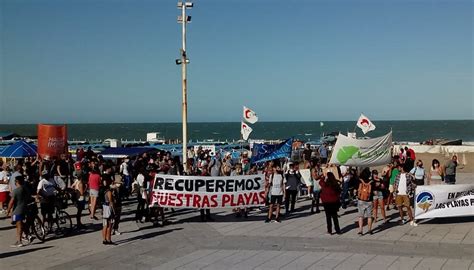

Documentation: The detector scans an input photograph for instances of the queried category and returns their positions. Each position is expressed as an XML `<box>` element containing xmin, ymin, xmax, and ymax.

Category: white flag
<box><xmin>243</xmin><ymin>106</ymin><xmax>258</xmax><ymax>124</ymax></box>
<box><xmin>241</xmin><ymin>122</ymin><xmax>253</xmax><ymax>140</ymax></box>
<box><xmin>357</xmin><ymin>114</ymin><xmax>376</xmax><ymax>134</ymax></box>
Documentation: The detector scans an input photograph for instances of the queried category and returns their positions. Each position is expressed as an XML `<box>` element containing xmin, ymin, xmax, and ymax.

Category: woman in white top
<box><xmin>428</xmin><ymin>159</ymin><xmax>443</xmax><ymax>185</ymax></box>
<box><xmin>0</xmin><ymin>166</ymin><xmax>10</xmax><ymax>214</ymax></box>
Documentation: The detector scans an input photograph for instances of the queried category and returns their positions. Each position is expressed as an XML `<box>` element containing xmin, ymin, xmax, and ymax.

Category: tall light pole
<box><xmin>176</xmin><ymin>1</ymin><xmax>193</xmax><ymax>173</ymax></box>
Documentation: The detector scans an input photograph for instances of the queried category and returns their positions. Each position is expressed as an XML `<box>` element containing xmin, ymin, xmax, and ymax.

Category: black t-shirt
<box><xmin>303</xmin><ymin>149</ymin><xmax>312</xmax><ymax>161</ymax></box>
<box><xmin>59</xmin><ymin>160</ymin><xmax>69</xmax><ymax>176</ymax></box>
<box><xmin>372</xmin><ymin>177</ymin><xmax>386</xmax><ymax>192</ymax></box>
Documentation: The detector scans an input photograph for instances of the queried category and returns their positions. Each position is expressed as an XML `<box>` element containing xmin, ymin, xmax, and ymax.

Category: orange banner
<box><xmin>37</xmin><ymin>124</ymin><xmax>68</xmax><ymax>159</ymax></box>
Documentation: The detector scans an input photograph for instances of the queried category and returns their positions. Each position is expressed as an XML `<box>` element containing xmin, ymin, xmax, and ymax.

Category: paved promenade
<box><xmin>0</xmin><ymin>173</ymin><xmax>473</xmax><ymax>270</ymax></box>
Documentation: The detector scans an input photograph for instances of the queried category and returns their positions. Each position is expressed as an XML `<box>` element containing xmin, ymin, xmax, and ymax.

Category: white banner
<box><xmin>415</xmin><ymin>184</ymin><xmax>474</xmax><ymax>219</ymax></box>
<box><xmin>150</xmin><ymin>174</ymin><xmax>266</xmax><ymax>209</ymax></box>
<box><xmin>243</xmin><ymin>106</ymin><xmax>258</xmax><ymax>124</ymax></box>
<box><xmin>329</xmin><ymin>131</ymin><xmax>392</xmax><ymax>167</ymax></box>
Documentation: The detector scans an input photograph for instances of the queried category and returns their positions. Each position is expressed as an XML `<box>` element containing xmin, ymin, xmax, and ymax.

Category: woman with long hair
<box><xmin>428</xmin><ymin>159</ymin><xmax>443</xmax><ymax>185</ymax></box>
<box><xmin>319</xmin><ymin>172</ymin><xmax>342</xmax><ymax>235</ymax></box>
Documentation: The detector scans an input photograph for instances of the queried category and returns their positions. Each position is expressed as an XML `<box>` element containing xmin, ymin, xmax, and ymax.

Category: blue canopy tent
<box><xmin>0</xmin><ymin>140</ymin><xmax>38</xmax><ymax>158</ymax></box>
<box><xmin>99</xmin><ymin>147</ymin><xmax>157</xmax><ymax>159</ymax></box>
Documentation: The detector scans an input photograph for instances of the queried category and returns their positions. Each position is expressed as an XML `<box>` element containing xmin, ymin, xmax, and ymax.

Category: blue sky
<box><xmin>0</xmin><ymin>0</ymin><xmax>472</xmax><ymax>124</ymax></box>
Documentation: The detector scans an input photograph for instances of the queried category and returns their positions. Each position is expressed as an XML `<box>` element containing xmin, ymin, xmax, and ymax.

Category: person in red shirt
<box><xmin>88</xmin><ymin>168</ymin><xmax>101</xmax><ymax>220</ymax></box>
<box><xmin>405</xmin><ymin>147</ymin><xmax>416</xmax><ymax>161</ymax></box>
<box><xmin>319</xmin><ymin>172</ymin><xmax>342</xmax><ymax>235</ymax></box>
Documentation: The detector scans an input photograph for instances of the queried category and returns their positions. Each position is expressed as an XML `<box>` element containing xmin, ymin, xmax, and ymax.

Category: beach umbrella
<box><xmin>0</xmin><ymin>140</ymin><xmax>38</xmax><ymax>158</ymax></box>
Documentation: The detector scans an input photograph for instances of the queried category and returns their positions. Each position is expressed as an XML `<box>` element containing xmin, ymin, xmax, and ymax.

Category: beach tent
<box><xmin>99</xmin><ymin>147</ymin><xmax>157</xmax><ymax>159</ymax></box>
<box><xmin>0</xmin><ymin>140</ymin><xmax>38</xmax><ymax>158</ymax></box>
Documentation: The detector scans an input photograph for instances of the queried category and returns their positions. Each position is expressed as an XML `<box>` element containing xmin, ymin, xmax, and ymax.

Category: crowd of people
<box><xmin>0</xmin><ymin>144</ymin><xmax>459</xmax><ymax>247</ymax></box>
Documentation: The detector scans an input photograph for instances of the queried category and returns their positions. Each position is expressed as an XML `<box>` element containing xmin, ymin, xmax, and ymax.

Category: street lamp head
<box><xmin>175</xmin><ymin>59</ymin><xmax>182</xmax><ymax>65</ymax></box>
<box><xmin>177</xmin><ymin>2</ymin><xmax>193</xmax><ymax>9</ymax></box>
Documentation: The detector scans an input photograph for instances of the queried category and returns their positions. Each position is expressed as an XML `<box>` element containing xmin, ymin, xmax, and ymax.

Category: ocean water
<box><xmin>1</xmin><ymin>120</ymin><xmax>473</xmax><ymax>143</ymax></box>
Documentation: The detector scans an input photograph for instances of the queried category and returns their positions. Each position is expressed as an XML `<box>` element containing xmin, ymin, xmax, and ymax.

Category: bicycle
<box><xmin>44</xmin><ymin>191</ymin><xmax>73</xmax><ymax>236</ymax></box>
<box><xmin>19</xmin><ymin>201</ymin><xmax>46</xmax><ymax>245</ymax></box>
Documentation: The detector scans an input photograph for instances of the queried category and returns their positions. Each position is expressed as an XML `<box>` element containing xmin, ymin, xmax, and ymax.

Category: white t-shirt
<box><xmin>398</xmin><ymin>173</ymin><xmax>407</xmax><ymax>195</ymax></box>
<box><xmin>270</xmin><ymin>174</ymin><xmax>286</xmax><ymax>196</ymax></box>
<box><xmin>136</xmin><ymin>173</ymin><xmax>147</xmax><ymax>199</ymax></box>
<box><xmin>0</xmin><ymin>171</ymin><xmax>9</xmax><ymax>192</ymax></box>
<box><xmin>37</xmin><ymin>178</ymin><xmax>56</xmax><ymax>197</ymax></box>
<box><xmin>120</xmin><ymin>162</ymin><xmax>129</xmax><ymax>176</ymax></box>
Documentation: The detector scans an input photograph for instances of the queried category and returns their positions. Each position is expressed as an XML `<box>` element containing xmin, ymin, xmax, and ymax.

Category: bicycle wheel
<box><xmin>32</xmin><ymin>216</ymin><xmax>46</xmax><ymax>242</ymax></box>
<box><xmin>56</xmin><ymin>211</ymin><xmax>73</xmax><ymax>235</ymax></box>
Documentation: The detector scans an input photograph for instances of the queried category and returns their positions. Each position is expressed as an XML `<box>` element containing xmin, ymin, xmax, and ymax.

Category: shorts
<box><xmin>270</xmin><ymin>195</ymin><xmax>283</xmax><ymax>205</ymax></box>
<box><xmin>90</xmin><ymin>189</ymin><xmax>99</xmax><ymax>197</ymax></box>
<box><xmin>0</xmin><ymin>191</ymin><xmax>9</xmax><ymax>203</ymax></box>
<box><xmin>12</xmin><ymin>214</ymin><xmax>25</xmax><ymax>222</ymax></box>
<box><xmin>373</xmin><ymin>191</ymin><xmax>384</xmax><ymax>201</ymax></box>
<box><xmin>357</xmin><ymin>200</ymin><xmax>372</xmax><ymax>218</ymax></box>
<box><xmin>103</xmin><ymin>218</ymin><xmax>115</xmax><ymax>226</ymax></box>
<box><xmin>395</xmin><ymin>195</ymin><xmax>410</xmax><ymax>207</ymax></box>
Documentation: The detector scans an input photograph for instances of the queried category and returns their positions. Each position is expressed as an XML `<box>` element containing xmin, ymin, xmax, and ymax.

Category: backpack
<box><xmin>358</xmin><ymin>180</ymin><xmax>372</xmax><ymax>201</ymax></box>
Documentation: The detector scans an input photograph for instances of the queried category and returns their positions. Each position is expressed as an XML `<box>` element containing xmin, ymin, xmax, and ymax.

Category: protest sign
<box><xmin>329</xmin><ymin>132</ymin><xmax>392</xmax><ymax>167</ymax></box>
<box><xmin>37</xmin><ymin>124</ymin><xmax>68</xmax><ymax>159</ymax></box>
<box><xmin>251</xmin><ymin>138</ymin><xmax>293</xmax><ymax>164</ymax></box>
<box><xmin>414</xmin><ymin>184</ymin><xmax>474</xmax><ymax>219</ymax></box>
<box><xmin>194</xmin><ymin>145</ymin><xmax>216</xmax><ymax>156</ymax></box>
<box><xmin>299</xmin><ymin>169</ymin><xmax>313</xmax><ymax>186</ymax></box>
<box><xmin>150</xmin><ymin>174</ymin><xmax>266</xmax><ymax>209</ymax></box>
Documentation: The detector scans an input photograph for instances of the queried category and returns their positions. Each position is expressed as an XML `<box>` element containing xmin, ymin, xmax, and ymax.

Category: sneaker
<box><xmin>10</xmin><ymin>241</ymin><xmax>24</xmax><ymax>248</ymax></box>
<box><xmin>113</xmin><ymin>230</ymin><xmax>122</xmax><ymax>235</ymax></box>
<box><xmin>409</xmin><ymin>221</ymin><xmax>418</xmax><ymax>227</ymax></box>
<box><xmin>264</xmin><ymin>218</ymin><xmax>271</xmax><ymax>223</ymax></box>
<box><xmin>275</xmin><ymin>217</ymin><xmax>281</xmax><ymax>223</ymax></box>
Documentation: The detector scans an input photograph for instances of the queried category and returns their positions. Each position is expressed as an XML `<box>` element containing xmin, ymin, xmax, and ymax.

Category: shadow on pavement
<box><xmin>420</xmin><ymin>216</ymin><xmax>474</xmax><ymax>224</ymax></box>
<box><xmin>0</xmin><ymin>246</ymin><xmax>53</xmax><ymax>259</ymax></box>
<box><xmin>0</xmin><ymin>225</ymin><xmax>15</xmax><ymax>231</ymax></box>
<box><xmin>114</xmin><ymin>228</ymin><xmax>183</xmax><ymax>245</ymax></box>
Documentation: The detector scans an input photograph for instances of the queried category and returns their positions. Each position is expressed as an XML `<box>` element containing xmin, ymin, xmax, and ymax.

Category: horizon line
<box><xmin>1</xmin><ymin>118</ymin><xmax>473</xmax><ymax>125</ymax></box>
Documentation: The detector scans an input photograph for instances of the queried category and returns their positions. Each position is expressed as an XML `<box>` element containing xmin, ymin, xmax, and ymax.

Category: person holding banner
<box><xmin>265</xmin><ymin>164</ymin><xmax>286</xmax><ymax>223</ymax></box>
<box><xmin>410</xmin><ymin>160</ymin><xmax>426</xmax><ymax>186</ymax></box>
<box><xmin>444</xmin><ymin>155</ymin><xmax>458</xmax><ymax>185</ymax></box>
<box><xmin>428</xmin><ymin>159</ymin><xmax>443</xmax><ymax>185</ymax></box>
<box><xmin>393</xmin><ymin>164</ymin><xmax>418</xmax><ymax>226</ymax></box>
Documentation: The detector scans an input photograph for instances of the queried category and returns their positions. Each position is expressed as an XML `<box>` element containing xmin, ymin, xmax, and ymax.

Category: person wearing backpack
<box><xmin>357</xmin><ymin>168</ymin><xmax>375</xmax><ymax>235</ymax></box>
